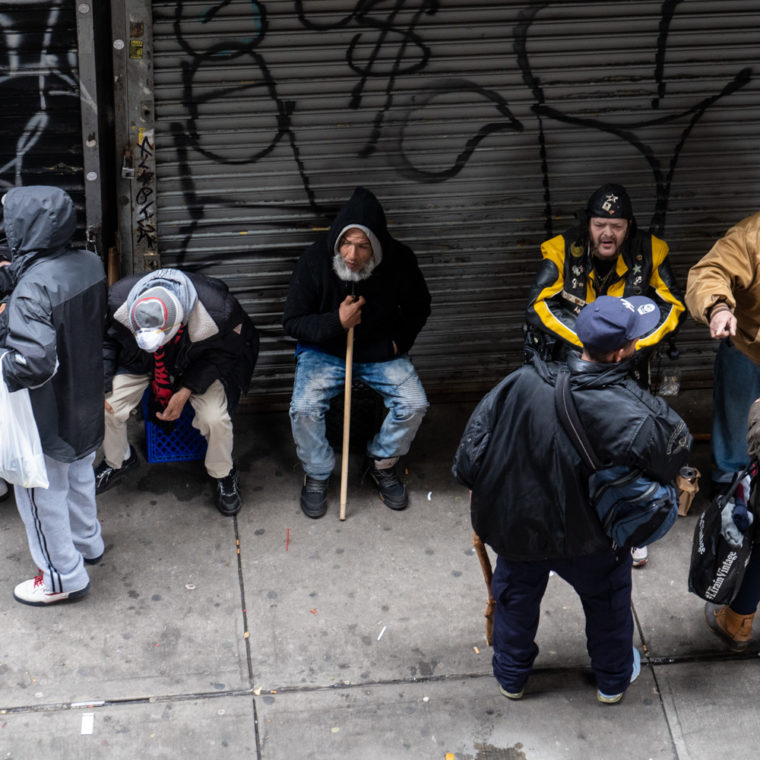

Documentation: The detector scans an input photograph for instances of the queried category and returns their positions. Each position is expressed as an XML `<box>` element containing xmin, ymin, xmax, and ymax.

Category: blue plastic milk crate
<box><xmin>142</xmin><ymin>391</ymin><xmax>208</xmax><ymax>464</ymax></box>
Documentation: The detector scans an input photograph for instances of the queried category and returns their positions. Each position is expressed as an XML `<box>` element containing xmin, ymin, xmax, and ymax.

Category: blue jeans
<box><xmin>712</xmin><ymin>340</ymin><xmax>760</xmax><ymax>483</ymax></box>
<box><xmin>289</xmin><ymin>349</ymin><xmax>429</xmax><ymax>479</ymax></box>
<box><xmin>491</xmin><ymin>550</ymin><xmax>634</xmax><ymax>696</ymax></box>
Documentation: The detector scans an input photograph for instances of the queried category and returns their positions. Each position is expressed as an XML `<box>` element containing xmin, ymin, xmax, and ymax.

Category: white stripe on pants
<box><xmin>104</xmin><ymin>374</ymin><xmax>234</xmax><ymax>478</ymax></box>
<box><xmin>14</xmin><ymin>452</ymin><xmax>101</xmax><ymax>593</ymax></box>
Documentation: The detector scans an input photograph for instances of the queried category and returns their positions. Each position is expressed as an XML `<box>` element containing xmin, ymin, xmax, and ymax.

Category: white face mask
<box><xmin>135</xmin><ymin>328</ymin><xmax>165</xmax><ymax>353</ymax></box>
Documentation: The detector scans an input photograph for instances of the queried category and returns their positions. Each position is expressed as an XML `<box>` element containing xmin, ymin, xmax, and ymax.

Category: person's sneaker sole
<box><xmin>217</xmin><ymin>502</ymin><xmax>242</xmax><ymax>516</ymax></box>
<box><xmin>13</xmin><ymin>581</ymin><xmax>90</xmax><ymax>607</ymax></box>
<box><xmin>597</xmin><ymin>646</ymin><xmax>641</xmax><ymax>704</ymax></box>
<box><xmin>498</xmin><ymin>685</ymin><xmax>524</xmax><ymax>700</ymax></box>
<box><xmin>300</xmin><ymin>497</ymin><xmax>328</xmax><ymax>519</ymax></box>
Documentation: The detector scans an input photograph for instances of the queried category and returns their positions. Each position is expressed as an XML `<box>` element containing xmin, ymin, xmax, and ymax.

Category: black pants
<box><xmin>491</xmin><ymin>549</ymin><xmax>633</xmax><ymax>695</ymax></box>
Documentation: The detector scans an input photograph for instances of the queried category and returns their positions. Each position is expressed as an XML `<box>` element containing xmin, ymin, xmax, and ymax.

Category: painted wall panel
<box><xmin>0</xmin><ymin>2</ymin><xmax>85</xmax><ymax>227</ymax></box>
<box><xmin>147</xmin><ymin>1</ymin><xmax>760</xmax><ymax>403</ymax></box>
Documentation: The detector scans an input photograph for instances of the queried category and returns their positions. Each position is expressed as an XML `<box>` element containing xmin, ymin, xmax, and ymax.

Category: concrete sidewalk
<box><xmin>1</xmin><ymin>394</ymin><xmax>759</xmax><ymax>759</ymax></box>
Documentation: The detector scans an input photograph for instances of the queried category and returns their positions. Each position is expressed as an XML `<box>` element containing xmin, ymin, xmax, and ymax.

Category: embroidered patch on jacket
<box><xmin>666</xmin><ymin>420</ymin><xmax>690</xmax><ymax>456</ymax></box>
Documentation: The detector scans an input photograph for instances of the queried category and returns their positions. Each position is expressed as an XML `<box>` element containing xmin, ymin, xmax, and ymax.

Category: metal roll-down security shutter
<box><xmin>0</xmin><ymin>3</ymin><xmax>86</xmax><ymax>234</ymax></box>
<box><xmin>147</xmin><ymin>1</ymin><xmax>760</xmax><ymax>404</ymax></box>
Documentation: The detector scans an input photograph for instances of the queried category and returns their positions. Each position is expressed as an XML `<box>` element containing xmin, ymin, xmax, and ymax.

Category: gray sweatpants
<box><xmin>13</xmin><ymin>451</ymin><xmax>102</xmax><ymax>593</ymax></box>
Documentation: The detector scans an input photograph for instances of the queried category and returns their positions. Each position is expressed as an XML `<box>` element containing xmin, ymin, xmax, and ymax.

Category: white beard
<box><xmin>332</xmin><ymin>252</ymin><xmax>376</xmax><ymax>282</ymax></box>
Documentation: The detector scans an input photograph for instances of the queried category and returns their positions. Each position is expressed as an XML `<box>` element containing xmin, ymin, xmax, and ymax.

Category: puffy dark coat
<box><xmin>104</xmin><ymin>272</ymin><xmax>258</xmax><ymax>410</ymax></box>
<box><xmin>282</xmin><ymin>186</ymin><xmax>431</xmax><ymax>363</ymax></box>
<box><xmin>1</xmin><ymin>186</ymin><xmax>107</xmax><ymax>462</ymax></box>
<box><xmin>452</xmin><ymin>352</ymin><xmax>692</xmax><ymax>560</ymax></box>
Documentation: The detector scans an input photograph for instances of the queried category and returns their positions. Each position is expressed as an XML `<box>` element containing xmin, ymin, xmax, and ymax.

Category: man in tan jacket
<box><xmin>685</xmin><ymin>210</ymin><xmax>760</xmax><ymax>494</ymax></box>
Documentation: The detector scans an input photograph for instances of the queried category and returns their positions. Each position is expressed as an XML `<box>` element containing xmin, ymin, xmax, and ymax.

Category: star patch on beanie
<box><xmin>586</xmin><ymin>183</ymin><xmax>633</xmax><ymax>219</ymax></box>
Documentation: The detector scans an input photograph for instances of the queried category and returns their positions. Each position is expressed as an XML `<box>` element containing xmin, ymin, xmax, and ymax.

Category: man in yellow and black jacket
<box><xmin>525</xmin><ymin>184</ymin><xmax>685</xmax><ymax>368</ymax></box>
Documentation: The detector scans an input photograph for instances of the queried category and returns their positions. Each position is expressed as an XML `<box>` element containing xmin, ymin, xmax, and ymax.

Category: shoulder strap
<box><xmin>553</xmin><ymin>367</ymin><xmax>603</xmax><ymax>471</ymax></box>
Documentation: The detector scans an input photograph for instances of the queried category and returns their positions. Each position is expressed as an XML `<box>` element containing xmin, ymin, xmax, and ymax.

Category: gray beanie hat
<box><xmin>129</xmin><ymin>286</ymin><xmax>184</xmax><ymax>332</ymax></box>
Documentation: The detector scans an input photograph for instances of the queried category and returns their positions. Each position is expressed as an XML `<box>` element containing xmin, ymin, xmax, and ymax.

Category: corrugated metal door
<box><xmin>0</xmin><ymin>3</ymin><xmax>85</xmax><ymax>229</ymax></box>
<box><xmin>147</xmin><ymin>0</ymin><xmax>760</xmax><ymax>404</ymax></box>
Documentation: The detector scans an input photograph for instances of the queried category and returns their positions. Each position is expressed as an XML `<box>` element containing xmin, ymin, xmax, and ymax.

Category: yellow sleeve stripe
<box><xmin>532</xmin><ymin>237</ymin><xmax>582</xmax><ymax>347</ymax></box>
<box><xmin>635</xmin><ymin>236</ymin><xmax>685</xmax><ymax>349</ymax></box>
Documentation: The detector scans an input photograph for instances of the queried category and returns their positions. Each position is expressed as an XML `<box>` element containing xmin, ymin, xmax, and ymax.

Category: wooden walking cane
<box><xmin>473</xmin><ymin>531</ymin><xmax>495</xmax><ymax>646</ymax></box>
<box><xmin>339</xmin><ymin>326</ymin><xmax>355</xmax><ymax>521</ymax></box>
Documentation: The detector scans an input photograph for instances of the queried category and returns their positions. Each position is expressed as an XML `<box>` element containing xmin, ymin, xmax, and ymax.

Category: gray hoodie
<box><xmin>1</xmin><ymin>186</ymin><xmax>107</xmax><ymax>462</ymax></box>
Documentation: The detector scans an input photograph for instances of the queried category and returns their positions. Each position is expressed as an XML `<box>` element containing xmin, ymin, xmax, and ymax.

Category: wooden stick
<box><xmin>339</xmin><ymin>326</ymin><xmax>355</xmax><ymax>520</ymax></box>
<box><xmin>473</xmin><ymin>531</ymin><xmax>496</xmax><ymax>646</ymax></box>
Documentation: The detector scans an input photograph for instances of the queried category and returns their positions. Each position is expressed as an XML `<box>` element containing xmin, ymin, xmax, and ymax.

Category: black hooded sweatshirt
<box><xmin>282</xmin><ymin>187</ymin><xmax>431</xmax><ymax>363</ymax></box>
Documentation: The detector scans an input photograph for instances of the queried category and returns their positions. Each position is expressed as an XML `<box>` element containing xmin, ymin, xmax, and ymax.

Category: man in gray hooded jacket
<box><xmin>1</xmin><ymin>186</ymin><xmax>107</xmax><ymax>606</ymax></box>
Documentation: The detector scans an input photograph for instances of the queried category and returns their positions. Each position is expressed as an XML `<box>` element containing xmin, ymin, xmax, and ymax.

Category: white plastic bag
<box><xmin>0</xmin><ymin>352</ymin><xmax>48</xmax><ymax>488</ymax></box>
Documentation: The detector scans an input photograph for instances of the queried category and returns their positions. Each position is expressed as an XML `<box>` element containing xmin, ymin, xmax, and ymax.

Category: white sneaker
<box><xmin>0</xmin><ymin>478</ymin><xmax>9</xmax><ymax>502</ymax></box>
<box><xmin>13</xmin><ymin>573</ymin><xmax>90</xmax><ymax>606</ymax></box>
<box><xmin>597</xmin><ymin>647</ymin><xmax>641</xmax><ymax>704</ymax></box>
<box><xmin>631</xmin><ymin>546</ymin><xmax>648</xmax><ymax>568</ymax></box>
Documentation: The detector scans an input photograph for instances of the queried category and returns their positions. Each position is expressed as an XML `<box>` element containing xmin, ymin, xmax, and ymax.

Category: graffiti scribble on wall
<box><xmin>165</xmin><ymin>0</ymin><xmax>753</xmax><ymax>261</ymax></box>
<box><xmin>136</xmin><ymin>131</ymin><xmax>157</xmax><ymax>248</ymax></box>
<box><xmin>0</xmin><ymin>2</ymin><xmax>81</xmax><ymax>190</ymax></box>
<box><xmin>514</xmin><ymin>0</ymin><xmax>752</xmax><ymax>237</ymax></box>
<box><xmin>170</xmin><ymin>0</ymin><xmax>319</xmax><ymax>260</ymax></box>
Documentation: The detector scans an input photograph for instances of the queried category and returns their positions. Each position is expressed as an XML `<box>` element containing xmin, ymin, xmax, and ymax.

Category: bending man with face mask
<box><xmin>96</xmin><ymin>269</ymin><xmax>259</xmax><ymax>516</ymax></box>
<box><xmin>525</xmin><ymin>183</ymin><xmax>685</xmax><ymax>367</ymax></box>
<box><xmin>283</xmin><ymin>186</ymin><xmax>431</xmax><ymax>518</ymax></box>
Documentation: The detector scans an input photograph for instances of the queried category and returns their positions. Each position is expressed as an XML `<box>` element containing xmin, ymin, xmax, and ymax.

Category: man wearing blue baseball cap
<box><xmin>454</xmin><ymin>295</ymin><xmax>691</xmax><ymax>704</ymax></box>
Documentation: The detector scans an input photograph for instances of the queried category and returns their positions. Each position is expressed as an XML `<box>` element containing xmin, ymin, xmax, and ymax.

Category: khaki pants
<box><xmin>104</xmin><ymin>374</ymin><xmax>233</xmax><ymax>479</ymax></box>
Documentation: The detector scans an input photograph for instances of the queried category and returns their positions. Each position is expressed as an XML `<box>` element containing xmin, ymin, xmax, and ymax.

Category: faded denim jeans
<box><xmin>289</xmin><ymin>348</ymin><xmax>429</xmax><ymax>479</ymax></box>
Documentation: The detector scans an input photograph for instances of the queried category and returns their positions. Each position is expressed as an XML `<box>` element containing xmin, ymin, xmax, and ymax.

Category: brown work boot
<box><xmin>704</xmin><ymin>602</ymin><xmax>755</xmax><ymax>652</ymax></box>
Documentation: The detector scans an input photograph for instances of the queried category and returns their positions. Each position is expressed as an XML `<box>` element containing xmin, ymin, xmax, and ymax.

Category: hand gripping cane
<box><xmin>339</xmin><ymin>325</ymin><xmax>354</xmax><ymax>521</ymax></box>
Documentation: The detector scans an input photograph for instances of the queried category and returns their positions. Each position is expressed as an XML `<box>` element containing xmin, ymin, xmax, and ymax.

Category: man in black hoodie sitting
<box><xmin>283</xmin><ymin>187</ymin><xmax>431</xmax><ymax>518</ymax></box>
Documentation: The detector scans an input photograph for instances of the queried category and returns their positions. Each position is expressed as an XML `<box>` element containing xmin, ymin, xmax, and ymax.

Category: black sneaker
<box><xmin>94</xmin><ymin>449</ymin><xmax>139</xmax><ymax>494</ymax></box>
<box><xmin>368</xmin><ymin>460</ymin><xmax>408</xmax><ymax>510</ymax></box>
<box><xmin>216</xmin><ymin>467</ymin><xmax>242</xmax><ymax>516</ymax></box>
<box><xmin>300</xmin><ymin>475</ymin><xmax>329</xmax><ymax>519</ymax></box>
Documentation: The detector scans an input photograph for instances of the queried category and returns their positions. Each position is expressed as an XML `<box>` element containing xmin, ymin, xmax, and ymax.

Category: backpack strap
<box><xmin>553</xmin><ymin>366</ymin><xmax>603</xmax><ymax>472</ymax></box>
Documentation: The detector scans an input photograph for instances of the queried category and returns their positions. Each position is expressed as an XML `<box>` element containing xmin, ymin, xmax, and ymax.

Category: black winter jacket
<box><xmin>452</xmin><ymin>353</ymin><xmax>692</xmax><ymax>560</ymax></box>
<box><xmin>104</xmin><ymin>273</ymin><xmax>259</xmax><ymax>410</ymax></box>
<box><xmin>1</xmin><ymin>186</ymin><xmax>107</xmax><ymax>462</ymax></box>
<box><xmin>282</xmin><ymin>187</ymin><xmax>431</xmax><ymax>363</ymax></box>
